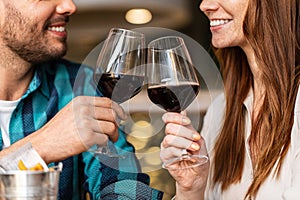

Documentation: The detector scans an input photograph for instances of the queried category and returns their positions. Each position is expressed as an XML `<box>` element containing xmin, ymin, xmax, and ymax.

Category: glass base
<box><xmin>162</xmin><ymin>154</ymin><xmax>208</xmax><ymax>170</ymax></box>
<box><xmin>88</xmin><ymin>145</ymin><xmax>125</xmax><ymax>159</ymax></box>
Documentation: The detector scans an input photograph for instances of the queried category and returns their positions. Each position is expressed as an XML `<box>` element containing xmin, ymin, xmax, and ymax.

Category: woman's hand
<box><xmin>160</xmin><ymin>111</ymin><xmax>209</xmax><ymax>199</ymax></box>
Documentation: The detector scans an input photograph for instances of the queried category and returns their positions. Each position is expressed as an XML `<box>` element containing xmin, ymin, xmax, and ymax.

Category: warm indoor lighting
<box><xmin>125</xmin><ymin>9</ymin><xmax>152</xmax><ymax>24</ymax></box>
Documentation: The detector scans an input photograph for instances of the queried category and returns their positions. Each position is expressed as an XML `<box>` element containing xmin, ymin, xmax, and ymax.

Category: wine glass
<box><xmin>147</xmin><ymin>36</ymin><xmax>208</xmax><ymax>169</ymax></box>
<box><xmin>92</xmin><ymin>28</ymin><xmax>146</xmax><ymax>157</ymax></box>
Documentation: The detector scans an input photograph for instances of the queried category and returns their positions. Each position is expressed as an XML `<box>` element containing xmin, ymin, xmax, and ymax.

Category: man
<box><xmin>0</xmin><ymin>0</ymin><xmax>163</xmax><ymax>199</ymax></box>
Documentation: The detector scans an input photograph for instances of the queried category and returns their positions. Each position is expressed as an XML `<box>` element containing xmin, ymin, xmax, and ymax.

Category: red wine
<box><xmin>94</xmin><ymin>73</ymin><xmax>144</xmax><ymax>103</ymax></box>
<box><xmin>147</xmin><ymin>83</ymin><xmax>199</xmax><ymax>112</ymax></box>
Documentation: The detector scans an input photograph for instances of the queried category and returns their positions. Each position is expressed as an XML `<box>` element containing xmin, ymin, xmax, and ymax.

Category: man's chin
<box><xmin>29</xmin><ymin>50</ymin><xmax>67</xmax><ymax>64</ymax></box>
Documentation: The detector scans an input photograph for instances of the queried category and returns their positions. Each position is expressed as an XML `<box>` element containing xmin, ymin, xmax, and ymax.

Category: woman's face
<box><xmin>200</xmin><ymin>0</ymin><xmax>249</xmax><ymax>49</ymax></box>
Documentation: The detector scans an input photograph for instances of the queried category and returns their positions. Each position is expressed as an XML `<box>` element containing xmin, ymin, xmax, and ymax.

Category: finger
<box><xmin>111</xmin><ymin>101</ymin><xmax>127</xmax><ymax>120</ymax></box>
<box><xmin>82</xmin><ymin>117</ymin><xmax>119</xmax><ymax>142</ymax></box>
<box><xmin>180</xmin><ymin>110</ymin><xmax>187</xmax><ymax>116</ymax></box>
<box><xmin>162</xmin><ymin>112</ymin><xmax>191</xmax><ymax>125</ymax></box>
<box><xmin>93</xmin><ymin>106</ymin><xmax>118</xmax><ymax>122</ymax></box>
<box><xmin>160</xmin><ymin>145</ymin><xmax>184</xmax><ymax>161</ymax></box>
<box><xmin>93</xmin><ymin>97</ymin><xmax>127</xmax><ymax>120</ymax></box>
<box><xmin>161</xmin><ymin>134</ymin><xmax>195</xmax><ymax>150</ymax></box>
<box><xmin>75</xmin><ymin>96</ymin><xmax>127</xmax><ymax>120</ymax></box>
<box><xmin>94</xmin><ymin>121</ymin><xmax>119</xmax><ymax>142</ymax></box>
<box><xmin>76</xmin><ymin>127</ymin><xmax>109</xmax><ymax>149</ymax></box>
<box><xmin>165</xmin><ymin>123</ymin><xmax>201</xmax><ymax>141</ymax></box>
<box><xmin>75</xmin><ymin>104</ymin><xmax>118</xmax><ymax>126</ymax></box>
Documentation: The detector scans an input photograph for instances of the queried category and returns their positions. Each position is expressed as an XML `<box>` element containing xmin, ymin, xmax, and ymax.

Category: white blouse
<box><xmin>202</xmin><ymin>86</ymin><xmax>300</xmax><ymax>200</ymax></box>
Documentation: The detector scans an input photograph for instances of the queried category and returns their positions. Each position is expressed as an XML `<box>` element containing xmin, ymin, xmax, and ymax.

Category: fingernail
<box><xmin>190</xmin><ymin>143</ymin><xmax>199</xmax><ymax>151</ymax></box>
<box><xmin>182</xmin><ymin>117</ymin><xmax>191</xmax><ymax>124</ymax></box>
<box><xmin>162</xmin><ymin>114</ymin><xmax>167</xmax><ymax>122</ymax></box>
<box><xmin>192</xmin><ymin>133</ymin><xmax>200</xmax><ymax>141</ymax></box>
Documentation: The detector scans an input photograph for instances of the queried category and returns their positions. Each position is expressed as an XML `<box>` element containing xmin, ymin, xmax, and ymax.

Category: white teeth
<box><xmin>48</xmin><ymin>26</ymin><xmax>65</xmax><ymax>32</ymax></box>
<box><xmin>210</xmin><ymin>19</ymin><xmax>230</xmax><ymax>27</ymax></box>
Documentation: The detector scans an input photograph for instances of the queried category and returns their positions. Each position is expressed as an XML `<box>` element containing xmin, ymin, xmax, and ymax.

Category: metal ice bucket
<box><xmin>0</xmin><ymin>166</ymin><xmax>61</xmax><ymax>200</ymax></box>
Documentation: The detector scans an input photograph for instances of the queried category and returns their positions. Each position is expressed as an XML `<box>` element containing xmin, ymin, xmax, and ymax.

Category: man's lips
<box><xmin>48</xmin><ymin>26</ymin><xmax>66</xmax><ymax>32</ymax></box>
<box><xmin>47</xmin><ymin>23</ymin><xmax>66</xmax><ymax>33</ymax></box>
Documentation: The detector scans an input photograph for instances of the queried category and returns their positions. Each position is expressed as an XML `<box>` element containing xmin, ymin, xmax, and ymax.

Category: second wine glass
<box><xmin>92</xmin><ymin>28</ymin><xmax>146</xmax><ymax>157</ymax></box>
<box><xmin>147</xmin><ymin>36</ymin><xmax>208</xmax><ymax>169</ymax></box>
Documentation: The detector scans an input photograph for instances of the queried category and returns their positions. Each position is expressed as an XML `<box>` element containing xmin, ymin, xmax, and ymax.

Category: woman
<box><xmin>160</xmin><ymin>0</ymin><xmax>300</xmax><ymax>199</ymax></box>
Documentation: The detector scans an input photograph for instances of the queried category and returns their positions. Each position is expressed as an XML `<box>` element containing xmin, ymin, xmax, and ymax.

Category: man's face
<box><xmin>0</xmin><ymin>0</ymin><xmax>76</xmax><ymax>64</ymax></box>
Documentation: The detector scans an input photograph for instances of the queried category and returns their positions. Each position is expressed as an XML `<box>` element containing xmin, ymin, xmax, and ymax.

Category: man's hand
<box><xmin>3</xmin><ymin>96</ymin><xmax>126</xmax><ymax>163</ymax></box>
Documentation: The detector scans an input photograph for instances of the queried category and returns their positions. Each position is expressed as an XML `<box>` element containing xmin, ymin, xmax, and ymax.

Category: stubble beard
<box><xmin>2</xmin><ymin>4</ymin><xmax>68</xmax><ymax>64</ymax></box>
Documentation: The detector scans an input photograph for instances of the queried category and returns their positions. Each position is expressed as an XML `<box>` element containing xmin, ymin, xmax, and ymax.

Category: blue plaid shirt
<box><xmin>0</xmin><ymin>59</ymin><xmax>163</xmax><ymax>200</ymax></box>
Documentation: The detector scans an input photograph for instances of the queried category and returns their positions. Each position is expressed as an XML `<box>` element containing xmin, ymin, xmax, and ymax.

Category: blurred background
<box><xmin>65</xmin><ymin>0</ymin><xmax>222</xmax><ymax>199</ymax></box>
<box><xmin>66</xmin><ymin>0</ymin><xmax>212</xmax><ymax>63</ymax></box>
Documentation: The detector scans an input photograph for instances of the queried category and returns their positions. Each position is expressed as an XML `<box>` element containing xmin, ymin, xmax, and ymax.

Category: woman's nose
<box><xmin>199</xmin><ymin>0</ymin><xmax>219</xmax><ymax>13</ymax></box>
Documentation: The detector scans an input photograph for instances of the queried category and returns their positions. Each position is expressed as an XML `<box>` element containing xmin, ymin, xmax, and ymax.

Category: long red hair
<box><xmin>211</xmin><ymin>0</ymin><xmax>300</xmax><ymax>198</ymax></box>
